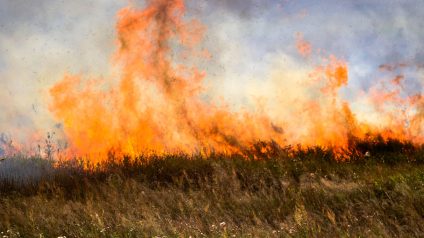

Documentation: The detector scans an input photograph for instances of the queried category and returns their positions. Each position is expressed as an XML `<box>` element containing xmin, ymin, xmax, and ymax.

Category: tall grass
<box><xmin>0</xmin><ymin>140</ymin><xmax>423</xmax><ymax>237</ymax></box>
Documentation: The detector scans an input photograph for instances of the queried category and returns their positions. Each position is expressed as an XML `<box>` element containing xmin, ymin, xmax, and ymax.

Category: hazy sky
<box><xmin>1</xmin><ymin>0</ymin><xmax>423</xmax><ymax>144</ymax></box>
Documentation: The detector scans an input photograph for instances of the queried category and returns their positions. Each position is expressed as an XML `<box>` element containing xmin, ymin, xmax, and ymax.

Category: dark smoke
<box><xmin>212</xmin><ymin>0</ymin><xmax>275</xmax><ymax>18</ymax></box>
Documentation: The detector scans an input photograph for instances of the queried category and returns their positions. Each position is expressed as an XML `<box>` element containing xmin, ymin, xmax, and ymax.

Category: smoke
<box><xmin>1</xmin><ymin>0</ymin><xmax>424</xmax><ymax>157</ymax></box>
<box><xmin>211</xmin><ymin>0</ymin><xmax>276</xmax><ymax>18</ymax></box>
<box><xmin>0</xmin><ymin>0</ymin><xmax>123</xmax><ymax>146</ymax></box>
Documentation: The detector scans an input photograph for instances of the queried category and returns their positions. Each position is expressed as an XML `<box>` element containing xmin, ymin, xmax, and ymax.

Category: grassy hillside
<box><xmin>0</xmin><ymin>142</ymin><xmax>423</xmax><ymax>237</ymax></box>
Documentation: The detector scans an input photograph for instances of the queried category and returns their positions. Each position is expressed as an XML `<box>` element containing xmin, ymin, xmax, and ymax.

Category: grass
<box><xmin>0</xmin><ymin>141</ymin><xmax>423</xmax><ymax>237</ymax></box>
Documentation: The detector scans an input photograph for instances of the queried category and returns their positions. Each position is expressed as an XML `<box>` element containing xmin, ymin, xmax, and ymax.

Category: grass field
<box><xmin>0</xmin><ymin>140</ymin><xmax>423</xmax><ymax>237</ymax></box>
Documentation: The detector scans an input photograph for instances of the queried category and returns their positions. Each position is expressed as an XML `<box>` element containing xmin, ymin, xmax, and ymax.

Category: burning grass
<box><xmin>1</xmin><ymin>0</ymin><xmax>423</xmax><ymax>236</ymax></box>
<box><xmin>0</xmin><ymin>140</ymin><xmax>423</xmax><ymax>237</ymax></box>
<box><xmin>44</xmin><ymin>0</ymin><xmax>424</xmax><ymax>162</ymax></box>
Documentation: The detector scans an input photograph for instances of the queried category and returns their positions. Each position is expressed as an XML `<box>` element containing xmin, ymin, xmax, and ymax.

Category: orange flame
<box><xmin>295</xmin><ymin>32</ymin><xmax>312</xmax><ymax>58</ymax></box>
<box><xmin>49</xmin><ymin>0</ymin><xmax>283</xmax><ymax>161</ymax></box>
<box><xmin>49</xmin><ymin>0</ymin><xmax>424</xmax><ymax>161</ymax></box>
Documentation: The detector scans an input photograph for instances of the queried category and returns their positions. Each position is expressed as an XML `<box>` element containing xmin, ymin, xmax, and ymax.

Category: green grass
<box><xmin>0</xmin><ymin>141</ymin><xmax>423</xmax><ymax>237</ymax></box>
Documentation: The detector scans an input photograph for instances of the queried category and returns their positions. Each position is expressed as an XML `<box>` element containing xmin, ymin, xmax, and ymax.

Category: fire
<box><xmin>295</xmin><ymin>32</ymin><xmax>312</xmax><ymax>58</ymax></box>
<box><xmin>49</xmin><ymin>0</ymin><xmax>282</xmax><ymax>161</ymax></box>
<box><xmin>48</xmin><ymin>0</ymin><xmax>424</xmax><ymax>161</ymax></box>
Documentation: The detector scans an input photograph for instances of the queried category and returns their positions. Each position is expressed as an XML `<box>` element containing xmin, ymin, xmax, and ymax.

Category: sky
<box><xmin>0</xmin><ymin>0</ymin><xmax>423</xmax><ymax>149</ymax></box>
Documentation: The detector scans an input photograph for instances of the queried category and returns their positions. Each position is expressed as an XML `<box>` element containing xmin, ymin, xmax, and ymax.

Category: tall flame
<box><xmin>49</xmin><ymin>0</ymin><xmax>424</xmax><ymax>161</ymax></box>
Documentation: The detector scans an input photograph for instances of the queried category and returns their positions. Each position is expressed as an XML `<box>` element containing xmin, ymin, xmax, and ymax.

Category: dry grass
<box><xmin>0</xmin><ymin>141</ymin><xmax>423</xmax><ymax>237</ymax></box>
